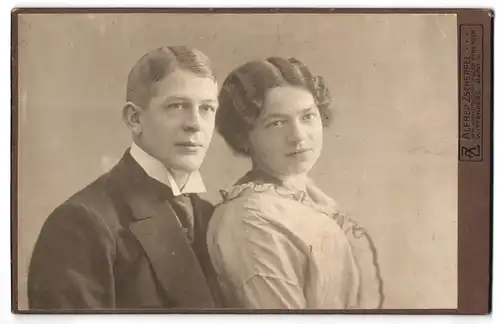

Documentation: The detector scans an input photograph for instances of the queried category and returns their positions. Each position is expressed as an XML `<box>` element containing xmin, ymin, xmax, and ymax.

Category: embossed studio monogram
<box><xmin>461</xmin><ymin>145</ymin><xmax>481</xmax><ymax>159</ymax></box>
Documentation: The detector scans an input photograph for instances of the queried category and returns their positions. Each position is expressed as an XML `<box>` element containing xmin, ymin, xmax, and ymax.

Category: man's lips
<box><xmin>175</xmin><ymin>141</ymin><xmax>203</xmax><ymax>148</ymax></box>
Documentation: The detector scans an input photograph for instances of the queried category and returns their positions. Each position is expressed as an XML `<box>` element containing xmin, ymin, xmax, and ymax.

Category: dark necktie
<box><xmin>170</xmin><ymin>193</ymin><xmax>195</xmax><ymax>242</ymax></box>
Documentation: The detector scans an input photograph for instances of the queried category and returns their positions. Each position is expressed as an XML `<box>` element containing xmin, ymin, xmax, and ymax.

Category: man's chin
<box><xmin>170</xmin><ymin>157</ymin><xmax>204</xmax><ymax>173</ymax></box>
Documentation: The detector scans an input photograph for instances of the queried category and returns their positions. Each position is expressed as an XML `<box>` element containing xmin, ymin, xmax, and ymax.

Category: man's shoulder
<box><xmin>64</xmin><ymin>171</ymin><xmax>113</xmax><ymax>210</ymax></box>
<box><xmin>45</xmin><ymin>169</ymin><xmax>122</xmax><ymax>231</ymax></box>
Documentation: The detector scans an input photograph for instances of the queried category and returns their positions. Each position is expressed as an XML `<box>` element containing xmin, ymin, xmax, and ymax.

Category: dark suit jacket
<box><xmin>27</xmin><ymin>150</ymin><xmax>222</xmax><ymax>310</ymax></box>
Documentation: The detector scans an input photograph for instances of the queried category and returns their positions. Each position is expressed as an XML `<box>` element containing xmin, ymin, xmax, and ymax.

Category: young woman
<box><xmin>207</xmin><ymin>57</ymin><xmax>384</xmax><ymax>309</ymax></box>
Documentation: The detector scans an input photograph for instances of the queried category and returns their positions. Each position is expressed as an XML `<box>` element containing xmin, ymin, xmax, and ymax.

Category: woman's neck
<box><xmin>280</xmin><ymin>174</ymin><xmax>308</xmax><ymax>192</ymax></box>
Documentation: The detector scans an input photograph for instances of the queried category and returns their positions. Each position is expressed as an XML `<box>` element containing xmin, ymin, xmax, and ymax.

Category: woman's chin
<box><xmin>280</xmin><ymin>164</ymin><xmax>314</xmax><ymax>178</ymax></box>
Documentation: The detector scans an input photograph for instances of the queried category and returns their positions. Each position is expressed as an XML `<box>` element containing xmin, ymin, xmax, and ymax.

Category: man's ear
<box><xmin>122</xmin><ymin>101</ymin><xmax>144</xmax><ymax>136</ymax></box>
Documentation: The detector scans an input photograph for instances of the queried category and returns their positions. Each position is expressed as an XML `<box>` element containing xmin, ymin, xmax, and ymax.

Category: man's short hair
<box><xmin>126</xmin><ymin>46</ymin><xmax>215</xmax><ymax>108</ymax></box>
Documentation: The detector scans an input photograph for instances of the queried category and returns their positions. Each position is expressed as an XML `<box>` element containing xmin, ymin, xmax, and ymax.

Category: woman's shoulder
<box><xmin>207</xmin><ymin>183</ymin><xmax>287</xmax><ymax>248</ymax></box>
<box><xmin>211</xmin><ymin>183</ymin><xmax>279</xmax><ymax>219</ymax></box>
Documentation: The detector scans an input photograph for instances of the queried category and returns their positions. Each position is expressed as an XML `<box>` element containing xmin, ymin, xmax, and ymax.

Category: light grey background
<box><xmin>17</xmin><ymin>13</ymin><xmax>458</xmax><ymax>310</ymax></box>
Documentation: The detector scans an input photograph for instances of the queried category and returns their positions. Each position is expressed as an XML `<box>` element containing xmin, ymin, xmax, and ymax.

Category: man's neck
<box><xmin>168</xmin><ymin>168</ymin><xmax>190</xmax><ymax>191</ymax></box>
<box><xmin>131</xmin><ymin>140</ymin><xmax>192</xmax><ymax>193</ymax></box>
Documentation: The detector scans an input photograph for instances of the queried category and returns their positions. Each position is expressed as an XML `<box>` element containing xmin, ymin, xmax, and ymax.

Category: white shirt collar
<box><xmin>129</xmin><ymin>142</ymin><xmax>206</xmax><ymax>196</ymax></box>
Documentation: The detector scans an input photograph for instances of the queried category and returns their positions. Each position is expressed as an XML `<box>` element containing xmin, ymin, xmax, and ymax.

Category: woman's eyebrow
<box><xmin>261</xmin><ymin>113</ymin><xmax>288</xmax><ymax>123</ymax></box>
<box><xmin>262</xmin><ymin>106</ymin><xmax>316</xmax><ymax>121</ymax></box>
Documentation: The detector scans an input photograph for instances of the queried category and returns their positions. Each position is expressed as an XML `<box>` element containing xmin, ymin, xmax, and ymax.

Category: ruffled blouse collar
<box><xmin>219</xmin><ymin>169</ymin><xmax>340</xmax><ymax>216</ymax></box>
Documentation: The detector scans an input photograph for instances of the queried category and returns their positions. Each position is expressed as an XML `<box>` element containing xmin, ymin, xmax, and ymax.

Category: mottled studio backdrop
<box><xmin>17</xmin><ymin>13</ymin><xmax>458</xmax><ymax>310</ymax></box>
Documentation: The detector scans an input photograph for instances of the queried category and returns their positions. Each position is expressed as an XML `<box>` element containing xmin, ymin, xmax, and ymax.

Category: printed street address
<box><xmin>460</xmin><ymin>25</ymin><xmax>483</xmax><ymax>161</ymax></box>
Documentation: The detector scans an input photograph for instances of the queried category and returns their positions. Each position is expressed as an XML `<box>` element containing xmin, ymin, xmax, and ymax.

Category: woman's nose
<box><xmin>288</xmin><ymin>121</ymin><xmax>308</xmax><ymax>143</ymax></box>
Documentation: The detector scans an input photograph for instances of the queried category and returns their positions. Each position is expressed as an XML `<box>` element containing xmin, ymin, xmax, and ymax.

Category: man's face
<box><xmin>137</xmin><ymin>69</ymin><xmax>219</xmax><ymax>172</ymax></box>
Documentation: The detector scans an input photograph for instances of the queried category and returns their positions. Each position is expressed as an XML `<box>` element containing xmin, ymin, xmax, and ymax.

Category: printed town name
<box><xmin>461</xmin><ymin>27</ymin><xmax>482</xmax><ymax>140</ymax></box>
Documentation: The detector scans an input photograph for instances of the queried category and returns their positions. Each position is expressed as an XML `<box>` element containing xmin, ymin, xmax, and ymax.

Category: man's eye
<box><xmin>303</xmin><ymin>113</ymin><xmax>318</xmax><ymax>121</ymax></box>
<box><xmin>201</xmin><ymin>105</ymin><xmax>216</xmax><ymax>113</ymax></box>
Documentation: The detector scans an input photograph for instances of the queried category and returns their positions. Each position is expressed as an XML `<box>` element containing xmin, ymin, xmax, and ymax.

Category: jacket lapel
<box><xmin>109</xmin><ymin>151</ymin><xmax>215</xmax><ymax>308</ymax></box>
<box><xmin>128</xmin><ymin>197</ymin><xmax>215</xmax><ymax>308</ymax></box>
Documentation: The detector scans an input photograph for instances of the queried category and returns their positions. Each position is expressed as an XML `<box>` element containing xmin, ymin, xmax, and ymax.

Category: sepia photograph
<box><xmin>11</xmin><ymin>9</ymin><xmax>492</xmax><ymax>313</ymax></box>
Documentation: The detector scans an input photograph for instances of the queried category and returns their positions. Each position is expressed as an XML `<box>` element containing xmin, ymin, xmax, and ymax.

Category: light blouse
<box><xmin>206</xmin><ymin>176</ymin><xmax>384</xmax><ymax>309</ymax></box>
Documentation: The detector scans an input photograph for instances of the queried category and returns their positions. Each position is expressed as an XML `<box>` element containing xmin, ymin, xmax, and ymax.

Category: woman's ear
<box><xmin>122</xmin><ymin>101</ymin><xmax>144</xmax><ymax>137</ymax></box>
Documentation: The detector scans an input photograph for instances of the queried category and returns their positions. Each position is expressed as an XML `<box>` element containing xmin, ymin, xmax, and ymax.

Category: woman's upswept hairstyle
<box><xmin>216</xmin><ymin>57</ymin><xmax>333</xmax><ymax>156</ymax></box>
<box><xmin>126</xmin><ymin>46</ymin><xmax>215</xmax><ymax>109</ymax></box>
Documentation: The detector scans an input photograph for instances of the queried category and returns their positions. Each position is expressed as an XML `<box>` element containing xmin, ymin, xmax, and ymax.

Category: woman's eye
<box><xmin>268</xmin><ymin>120</ymin><xmax>285</xmax><ymax>128</ymax></box>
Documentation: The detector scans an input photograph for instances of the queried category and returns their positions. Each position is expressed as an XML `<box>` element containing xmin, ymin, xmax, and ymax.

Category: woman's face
<box><xmin>247</xmin><ymin>85</ymin><xmax>323</xmax><ymax>179</ymax></box>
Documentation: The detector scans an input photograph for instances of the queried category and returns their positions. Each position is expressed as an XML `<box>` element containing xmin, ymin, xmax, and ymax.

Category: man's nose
<box><xmin>183</xmin><ymin>107</ymin><xmax>202</xmax><ymax>132</ymax></box>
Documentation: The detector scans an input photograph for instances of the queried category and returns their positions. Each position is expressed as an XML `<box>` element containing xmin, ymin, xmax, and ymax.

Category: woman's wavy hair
<box><xmin>216</xmin><ymin>57</ymin><xmax>333</xmax><ymax>156</ymax></box>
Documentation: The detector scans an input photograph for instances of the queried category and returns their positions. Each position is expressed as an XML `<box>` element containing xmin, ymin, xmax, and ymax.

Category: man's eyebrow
<box><xmin>301</xmin><ymin>106</ymin><xmax>316</xmax><ymax>114</ymax></box>
<box><xmin>164</xmin><ymin>96</ymin><xmax>190</xmax><ymax>101</ymax></box>
<box><xmin>200</xmin><ymin>99</ymin><xmax>218</xmax><ymax>104</ymax></box>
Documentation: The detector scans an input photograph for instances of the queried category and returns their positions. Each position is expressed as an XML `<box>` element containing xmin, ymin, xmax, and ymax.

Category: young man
<box><xmin>27</xmin><ymin>46</ymin><xmax>222</xmax><ymax>310</ymax></box>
